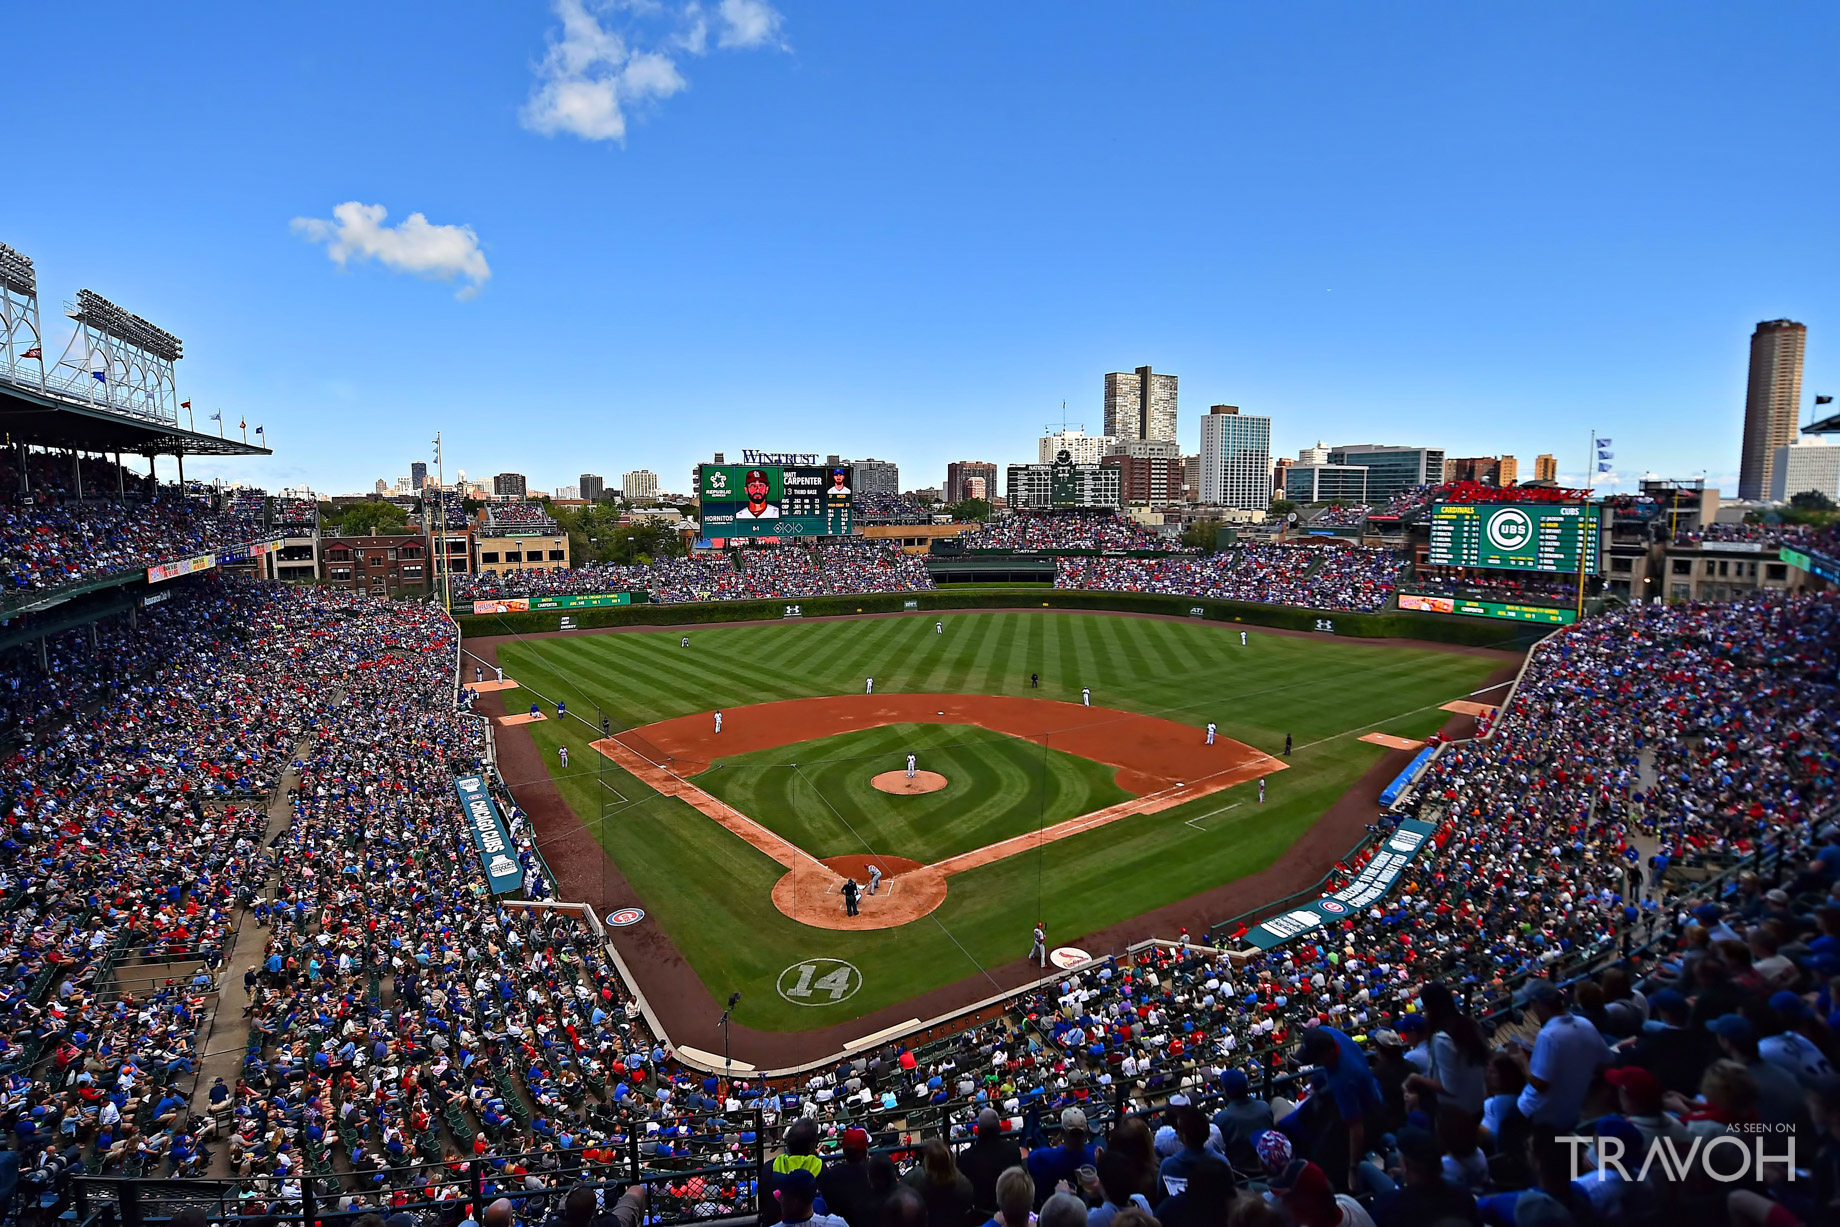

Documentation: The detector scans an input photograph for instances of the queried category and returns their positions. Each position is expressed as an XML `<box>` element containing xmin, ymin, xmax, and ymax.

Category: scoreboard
<box><xmin>1427</xmin><ymin>503</ymin><xmax>1598</xmax><ymax>573</ymax></box>
<box><xmin>698</xmin><ymin>464</ymin><xmax>854</xmax><ymax>538</ymax></box>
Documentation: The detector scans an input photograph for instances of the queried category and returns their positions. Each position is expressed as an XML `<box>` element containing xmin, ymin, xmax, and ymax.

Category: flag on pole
<box><xmin>254</xmin><ymin>426</ymin><xmax>264</xmax><ymax>436</ymax></box>
<box><xmin>91</xmin><ymin>371</ymin><xmax>106</xmax><ymax>383</ymax></box>
<box><xmin>1597</xmin><ymin>449</ymin><xmax>1613</xmax><ymax>461</ymax></box>
<box><xmin>238</xmin><ymin>419</ymin><xmax>246</xmax><ymax>430</ymax></box>
<box><xmin>1594</xmin><ymin>436</ymin><xmax>1613</xmax><ymax>447</ymax></box>
<box><xmin>1597</xmin><ymin>462</ymin><xmax>1614</xmax><ymax>474</ymax></box>
<box><xmin>1818</xmin><ymin>395</ymin><xmax>1834</xmax><ymax>405</ymax></box>
<box><xmin>209</xmin><ymin>412</ymin><xmax>221</xmax><ymax>421</ymax></box>
<box><xmin>20</xmin><ymin>347</ymin><xmax>40</xmax><ymax>360</ymax></box>
<box><xmin>180</xmin><ymin>400</ymin><xmax>191</xmax><ymax>409</ymax></box>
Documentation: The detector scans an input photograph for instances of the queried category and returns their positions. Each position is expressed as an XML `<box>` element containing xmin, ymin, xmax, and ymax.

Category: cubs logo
<box><xmin>608</xmin><ymin>908</ymin><xmax>646</xmax><ymax>928</ymax></box>
<box><xmin>1318</xmin><ymin>899</ymin><xmax>1348</xmax><ymax>915</ymax></box>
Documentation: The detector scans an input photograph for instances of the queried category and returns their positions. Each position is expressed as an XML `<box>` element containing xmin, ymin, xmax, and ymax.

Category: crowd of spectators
<box><xmin>1676</xmin><ymin>522</ymin><xmax>1819</xmax><ymax>549</ymax></box>
<box><xmin>1404</xmin><ymin>570</ymin><xmax>1586</xmax><ymax>605</ymax></box>
<box><xmin>454</xmin><ymin>542</ymin><xmax>935</xmax><ymax>604</ymax></box>
<box><xmin>1059</xmin><ymin>544</ymin><xmax>1402</xmax><ymax>612</ymax></box>
<box><xmin>852</xmin><ymin>493</ymin><xmax>932</xmax><ymax>525</ymax></box>
<box><xmin>963</xmin><ymin>515</ymin><xmax>1183</xmax><ymax>553</ymax></box>
<box><xmin>1302</xmin><ymin>504</ymin><xmax>1371</xmax><ymax>528</ymax></box>
<box><xmin>483</xmin><ymin>504</ymin><xmax>559</xmax><ymax>529</ymax></box>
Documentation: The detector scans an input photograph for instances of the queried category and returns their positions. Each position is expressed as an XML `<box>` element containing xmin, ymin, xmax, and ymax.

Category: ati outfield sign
<box><xmin>470</xmin><ymin>593</ymin><xmax>633</xmax><ymax>614</ymax></box>
<box><xmin>453</xmin><ymin>774</ymin><xmax>524</xmax><ymax>895</ymax></box>
<box><xmin>1242</xmin><ymin>818</ymin><xmax>1438</xmax><ymax>950</ymax></box>
<box><xmin>1399</xmin><ymin>592</ymin><xmax>1578</xmax><ymax>625</ymax></box>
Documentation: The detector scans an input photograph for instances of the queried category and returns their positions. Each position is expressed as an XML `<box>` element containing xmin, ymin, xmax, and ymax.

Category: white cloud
<box><xmin>717</xmin><ymin>0</ymin><xmax>784</xmax><ymax>49</ymax></box>
<box><xmin>521</xmin><ymin>0</ymin><xmax>784</xmax><ymax>144</ymax></box>
<box><xmin>291</xmin><ymin>203</ymin><xmax>490</xmax><ymax>300</ymax></box>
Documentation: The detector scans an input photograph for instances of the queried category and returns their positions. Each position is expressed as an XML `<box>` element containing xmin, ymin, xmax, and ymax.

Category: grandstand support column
<box><xmin>73</xmin><ymin>449</ymin><xmax>81</xmax><ymax>499</ymax></box>
<box><xmin>14</xmin><ymin>443</ymin><xmax>24</xmax><ymax>495</ymax></box>
<box><xmin>114</xmin><ymin>451</ymin><xmax>124</xmax><ymax>501</ymax></box>
<box><xmin>35</xmin><ymin>637</ymin><xmax>45</xmax><ymax>671</ymax></box>
<box><xmin>177</xmin><ymin>450</ymin><xmax>185</xmax><ymax>487</ymax></box>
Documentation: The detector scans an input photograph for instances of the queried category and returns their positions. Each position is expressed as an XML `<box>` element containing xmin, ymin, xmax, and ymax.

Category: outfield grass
<box><xmin>696</xmin><ymin>723</ymin><xmax>1133</xmax><ymax>863</ymax></box>
<box><xmin>497</xmin><ymin>612</ymin><xmax>1503</xmax><ymax>1031</ymax></box>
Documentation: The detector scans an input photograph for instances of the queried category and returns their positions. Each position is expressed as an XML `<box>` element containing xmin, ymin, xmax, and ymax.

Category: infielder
<box><xmin>906</xmin><ymin>753</ymin><xmax>917</xmax><ymax>780</ymax></box>
<box><xmin>1205</xmin><ymin>722</ymin><xmax>1216</xmax><ymax>745</ymax></box>
<box><xmin>1081</xmin><ymin>687</ymin><xmax>1091</xmax><ymax>707</ymax></box>
<box><xmin>713</xmin><ymin>710</ymin><xmax>723</xmax><ymax>734</ymax></box>
<box><xmin>557</xmin><ymin>699</ymin><xmax>567</xmax><ymax>719</ymax></box>
<box><xmin>529</xmin><ymin>702</ymin><xmax>541</xmax><ymax>719</ymax></box>
<box><xmin>867</xmin><ymin>864</ymin><xmax>883</xmax><ymax>895</ymax></box>
<box><xmin>559</xmin><ymin>746</ymin><xmax>569</xmax><ymax>768</ymax></box>
<box><xmin>1029</xmin><ymin>923</ymin><xmax>1047</xmax><ymax>967</ymax></box>
<box><xmin>866</xmin><ymin>677</ymin><xmax>874</xmax><ymax>695</ymax></box>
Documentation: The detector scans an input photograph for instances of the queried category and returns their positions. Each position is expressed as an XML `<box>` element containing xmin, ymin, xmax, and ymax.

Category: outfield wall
<box><xmin>455</xmin><ymin>586</ymin><xmax>1550</xmax><ymax>648</ymax></box>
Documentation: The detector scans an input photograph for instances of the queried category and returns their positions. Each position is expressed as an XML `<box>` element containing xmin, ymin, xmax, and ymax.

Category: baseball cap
<box><xmin>1219</xmin><ymin>1070</ymin><xmax>1249</xmax><ymax>1095</ymax></box>
<box><xmin>778</xmin><ymin>1169</ymin><xmax>817</xmax><ymax>1198</ymax></box>
<box><xmin>1649</xmin><ymin>987</ymin><xmax>1688</xmax><ymax>1015</ymax></box>
<box><xmin>1604</xmin><ymin>1066</ymin><xmax>1663</xmax><ymax>1103</ymax></box>
<box><xmin>1060</xmin><ymin>1106</ymin><xmax>1088</xmax><ymax>1132</ymax></box>
<box><xmin>1765</xmin><ymin>889</ymin><xmax>1791</xmax><ymax>906</ymax></box>
<box><xmin>1693</xmin><ymin>903</ymin><xmax>1722</xmax><ymax>923</ymax></box>
<box><xmin>1395</xmin><ymin>1126</ymin><xmax>1439</xmax><ymax>1168</ymax></box>
<box><xmin>1708</xmin><ymin>1013</ymin><xmax>1755</xmax><ymax>1041</ymax></box>
<box><xmin>1252</xmin><ymin>1130</ymin><xmax>1292</xmax><ymax>1173</ymax></box>
<box><xmin>1525</xmin><ymin>981</ymin><xmax>1562</xmax><ymax>1007</ymax></box>
<box><xmin>840</xmin><ymin>1128</ymin><xmax>869</xmax><ymax>1153</ymax></box>
<box><xmin>1770</xmin><ymin>991</ymin><xmax>1810</xmax><ymax>1018</ymax></box>
<box><xmin>1270</xmin><ymin>1159</ymin><xmax>1329</xmax><ymax>1198</ymax></box>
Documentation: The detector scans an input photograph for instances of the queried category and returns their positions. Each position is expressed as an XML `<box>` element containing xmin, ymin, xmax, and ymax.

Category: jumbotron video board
<box><xmin>1427</xmin><ymin>503</ymin><xmax>1599</xmax><ymax>573</ymax></box>
<box><xmin>698</xmin><ymin>464</ymin><xmax>854</xmax><ymax>538</ymax></box>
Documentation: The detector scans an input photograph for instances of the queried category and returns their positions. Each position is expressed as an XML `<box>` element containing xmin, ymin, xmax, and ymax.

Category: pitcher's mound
<box><xmin>872</xmin><ymin>770</ymin><xmax>948</xmax><ymax>795</ymax></box>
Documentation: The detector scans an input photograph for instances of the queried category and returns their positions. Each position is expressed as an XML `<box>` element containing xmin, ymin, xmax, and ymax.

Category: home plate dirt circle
<box><xmin>871</xmin><ymin>770</ymin><xmax>949</xmax><ymax>795</ymax></box>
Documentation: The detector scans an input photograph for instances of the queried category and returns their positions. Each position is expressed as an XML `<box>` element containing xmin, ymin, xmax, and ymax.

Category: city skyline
<box><xmin>3</xmin><ymin>4</ymin><xmax>1835</xmax><ymax>498</ymax></box>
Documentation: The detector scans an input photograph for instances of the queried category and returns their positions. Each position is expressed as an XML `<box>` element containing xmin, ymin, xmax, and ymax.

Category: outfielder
<box><xmin>935</xmin><ymin>620</ymin><xmax>942</xmax><ymax>634</ymax></box>
<box><xmin>906</xmin><ymin>753</ymin><xmax>917</xmax><ymax>780</ymax></box>
<box><xmin>713</xmin><ymin>710</ymin><xmax>723</xmax><ymax>733</ymax></box>
<box><xmin>866</xmin><ymin>676</ymin><xmax>874</xmax><ymax>695</ymax></box>
<box><xmin>867</xmin><ymin>864</ymin><xmax>883</xmax><ymax>895</ymax></box>
<box><xmin>1205</xmin><ymin>722</ymin><xmax>1216</xmax><ymax>745</ymax></box>
<box><xmin>1240</xmin><ymin>630</ymin><xmax>1248</xmax><ymax>646</ymax></box>
<box><xmin>1258</xmin><ymin>776</ymin><xmax>1266</xmax><ymax>804</ymax></box>
<box><xmin>559</xmin><ymin>746</ymin><xmax>569</xmax><ymax>769</ymax></box>
<box><xmin>1081</xmin><ymin>687</ymin><xmax>1091</xmax><ymax>707</ymax></box>
<box><xmin>1029</xmin><ymin>923</ymin><xmax>1047</xmax><ymax>967</ymax></box>
<box><xmin>681</xmin><ymin>636</ymin><xmax>689</xmax><ymax>648</ymax></box>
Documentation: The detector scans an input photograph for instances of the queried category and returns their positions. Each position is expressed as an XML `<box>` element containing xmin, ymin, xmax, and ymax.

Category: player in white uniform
<box><xmin>681</xmin><ymin>636</ymin><xmax>689</xmax><ymax>648</ymax></box>
<box><xmin>559</xmin><ymin>746</ymin><xmax>569</xmax><ymax>768</ymax></box>
<box><xmin>866</xmin><ymin>677</ymin><xmax>874</xmax><ymax>695</ymax></box>
<box><xmin>1030</xmin><ymin>924</ymin><xmax>1047</xmax><ymax>967</ymax></box>
<box><xmin>1258</xmin><ymin>776</ymin><xmax>1266</xmax><ymax>804</ymax></box>
<box><xmin>935</xmin><ymin>621</ymin><xmax>942</xmax><ymax>634</ymax></box>
<box><xmin>1205</xmin><ymin>722</ymin><xmax>1216</xmax><ymax>745</ymax></box>
<box><xmin>1240</xmin><ymin>630</ymin><xmax>1248</xmax><ymax>646</ymax></box>
<box><xmin>713</xmin><ymin>710</ymin><xmax>723</xmax><ymax>733</ymax></box>
<box><xmin>906</xmin><ymin>753</ymin><xmax>917</xmax><ymax>780</ymax></box>
<box><xmin>867</xmin><ymin>864</ymin><xmax>883</xmax><ymax>895</ymax></box>
<box><xmin>1081</xmin><ymin>687</ymin><xmax>1091</xmax><ymax>706</ymax></box>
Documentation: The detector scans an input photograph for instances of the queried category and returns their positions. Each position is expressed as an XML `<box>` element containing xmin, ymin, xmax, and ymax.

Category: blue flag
<box><xmin>1597</xmin><ymin>449</ymin><xmax>1613</xmax><ymax>461</ymax></box>
<box><xmin>254</xmin><ymin>426</ymin><xmax>264</xmax><ymax>435</ymax></box>
<box><xmin>1595</xmin><ymin>436</ymin><xmax>1613</xmax><ymax>447</ymax></box>
<box><xmin>209</xmin><ymin>412</ymin><xmax>221</xmax><ymax>421</ymax></box>
<box><xmin>1597</xmin><ymin>462</ymin><xmax>1614</xmax><ymax>474</ymax></box>
<box><xmin>90</xmin><ymin>370</ymin><xmax>105</xmax><ymax>383</ymax></box>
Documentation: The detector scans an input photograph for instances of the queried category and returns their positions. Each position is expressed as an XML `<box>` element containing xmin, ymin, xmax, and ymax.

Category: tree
<box><xmin>338</xmin><ymin>500</ymin><xmax>408</xmax><ymax>536</ymax></box>
<box><xmin>1268</xmin><ymin>498</ymin><xmax>1298</xmax><ymax>519</ymax></box>
<box><xmin>1790</xmin><ymin>490</ymin><xmax>1837</xmax><ymax>513</ymax></box>
<box><xmin>945</xmin><ymin>498</ymin><xmax>992</xmax><ymax>522</ymax></box>
<box><xmin>1181</xmin><ymin>519</ymin><xmax>1224</xmax><ymax>553</ymax></box>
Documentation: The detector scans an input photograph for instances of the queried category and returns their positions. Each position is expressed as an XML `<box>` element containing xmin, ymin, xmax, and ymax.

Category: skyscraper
<box><xmin>1103</xmin><ymin>366</ymin><xmax>1178</xmax><ymax>443</ymax></box>
<box><xmin>410</xmin><ymin>461</ymin><xmax>428</xmax><ymax>490</ymax></box>
<box><xmin>579</xmin><ymin>473</ymin><xmax>605</xmax><ymax>502</ymax></box>
<box><xmin>1199</xmin><ymin>406</ymin><xmax>1272</xmax><ymax>510</ymax></box>
<box><xmin>1533</xmin><ymin>454</ymin><xmax>1558</xmax><ymax>483</ymax></box>
<box><xmin>1738</xmin><ymin>319</ymin><xmax>1807</xmax><ymax>500</ymax></box>
<box><xmin>622</xmin><ymin>470</ymin><xmax>659</xmax><ymax>503</ymax></box>
<box><xmin>1039</xmin><ymin>430</ymin><xmax>1113</xmax><ymax>465</ymax></box>
<box><xmin>945</xmin><ymin>460</ymin><xmax>997</xmax><ymax>504</ymax></box>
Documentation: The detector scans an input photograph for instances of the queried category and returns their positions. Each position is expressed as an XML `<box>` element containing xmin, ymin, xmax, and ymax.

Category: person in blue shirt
<box><xmin>1026</xmin><ymin>1107</ymin><xmax>1098</xmax><ymax>1208</ymax></box>
<box><xmin>1293</xmin><ymin>1025</ymin><xmax>1386</xmax><ymax>1194</ymax></box>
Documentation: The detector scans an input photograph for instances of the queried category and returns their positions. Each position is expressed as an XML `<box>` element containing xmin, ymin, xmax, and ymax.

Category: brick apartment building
<box><xmin>322</xmin><ymin>533</ymin><xmax>432</xmax><ymax>598</ymax></box>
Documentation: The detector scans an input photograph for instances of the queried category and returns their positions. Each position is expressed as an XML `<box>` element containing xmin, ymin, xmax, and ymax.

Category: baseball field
<box><xmin>482</xmin><ymin>610</ymin><xmax>1508</xmax><ymax>1038</ymax></box>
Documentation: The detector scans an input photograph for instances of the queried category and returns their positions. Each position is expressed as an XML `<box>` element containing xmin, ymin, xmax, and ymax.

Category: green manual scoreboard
<box><xmin>1427</xmin><ymin>503</ymin><xmax>1599</xmax><ymax>573</ymax></box>
<box><xmin>698</xmin><ymin>464</ymin><xmax>854</xmax><ymax>538</ymax></box>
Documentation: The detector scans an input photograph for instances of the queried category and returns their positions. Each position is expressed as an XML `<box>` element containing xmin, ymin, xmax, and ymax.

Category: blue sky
<box><xmin>6</xmin><ymin>2</ymin><xmax>1837</xmax><ymax>498</ymax></box>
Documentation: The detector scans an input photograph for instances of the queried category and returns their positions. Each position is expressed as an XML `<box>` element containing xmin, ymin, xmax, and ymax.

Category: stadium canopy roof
<box><xmin>0</xmin><ymin>380</ymin><xmax>270</xmax><ymax>457</ymax></box>
<box><xmin>1803</xmin><ymin>411</ymin><xmax>1840</xmax><ymax>436</ymax></box>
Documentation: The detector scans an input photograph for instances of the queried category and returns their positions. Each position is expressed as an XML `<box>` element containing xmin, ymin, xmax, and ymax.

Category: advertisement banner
<box><xmin>147</xmin><ymin>553</ymin><xmax>217</xmax><ymax>583</ymax></box>
<box><xmin>1781</xmin><ymin>546</ymin><xmax>1840</xmax><ymax>585</ymax></box>
<box><xmin>471</xmin><ymin>599</ymin><xmax>531</xmax><ymax>615</ymax></box>
<box><xmin>1242</xmin><ymin>818</ymin><xmax>1438</xmax><ymax>950</ymax></box>
<box><xmin>1398</xmin><ymin>592</ymin><xmax>1577</xmax><ymax>625</ymax></box>
<box><xmin>526</xmin><ymin>593</ymin><xmax>632</xmax><ymax>611</ymax></box>
<box><xmin>453</xmin><ymin>774</ymin><xmax>524</xmax><ymax>895</ymax></box>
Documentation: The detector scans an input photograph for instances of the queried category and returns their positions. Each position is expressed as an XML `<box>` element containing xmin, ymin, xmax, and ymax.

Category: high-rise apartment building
<box><xmin>1533</xmin><ymin>454</ymin><xmax>1558</xmax><ymax>483</ymax></box>
<box><xmin>1443</xmin><ymin>456</ymin><xmax>1517</xmax><ymax>486</ymax></box>
<box><xmin>411</xmin><ymin>461</ymin><xmax>428</xmax><ymax>490</ymax></box>
<box><xmin>622</xmin><ymin>469</ymin><xmax>660</xmax><ymax>503</ymax></box>
<box><xmin>1039</xmin><ymin>430</ymin><xmax>1114</xmax><ymax>466</ymax></box>
<box><xmin>1739</xmin><ymin>319</ymin><xmax>1807</xmax><ymax>500</ymax></box>
<box><xmin>1198</xmin><ymin>405</ymin><xmax>1272</xmax><ymax>511</ymax></box>
<box><xmin>579</xmin><ymin>473</ymin><xmax>605</xmax><ymax>502</ymax></box>
<box><xmin>945</xmin><ymin>460</ymin><xmax>998</xmax><ymax>505</ymax></box>
<box><xmin>1103</xmin><ymin>366</ymin><xmax>1178</xmax><ymax>443</ymax></box>
<box><xmin>1770</xmin><ymin>439</ymin><xmax>1840</xmax><ymax>503</ymax></box>
<box><xmin>554</xmin><ymin>485</ymin><xmax>579</xmax><ymax>501</ymax></box>
<box><xmin>851</xmin><ymin>458</ymin><xmax>900</xmax><ymax>497</ymax></box>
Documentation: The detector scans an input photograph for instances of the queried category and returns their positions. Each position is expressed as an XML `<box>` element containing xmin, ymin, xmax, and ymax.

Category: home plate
<box><xmin>1358</xmin><ymin>732</ymin><xmax>1424</xmax><ymax>750</ymax></box>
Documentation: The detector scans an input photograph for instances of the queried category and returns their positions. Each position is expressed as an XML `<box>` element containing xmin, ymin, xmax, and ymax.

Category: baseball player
<box><xmin>866</xmin><ymin>676</ymin><xmax>874</xmax><ymax>695</ymax></box>
<box><xmin>1284</xmin><ymin>733</ymin><xmax>1292</xmax><ymax>756</ymax></box>
<box><xmin>1205</xmin><ymin>722</ymin><xmax>1216</xmax><ymax>745</ymax></box>
<box><xmin>1030</xmin><ymin>672</ymin><xmax>1039</xmax><ymax>688</ymax></box>
<box><xmin>681</xmin><ymin>636</ymin><xmax>689</xmax><ymax>648</ymax></box>
<box><xmin>906</xmin><ymin>753</ymin><xmax>917</xmax><ymax>780</ymax></box>
<box><xmin>935</xmin><ymin>620</ymin><xmax>942</xmax><ymax>634</ymax></box>
<box><xmin>1240</xmin><ymin>630</ymin><xmax>1248</xmax><ymax>647</ymax></box>
<box><xmin>496</xmin><ymin>666</ymin><xmax>505</xmax><ymax>682</ymax></box>
<box><xmin>475</xmin><ymin>664</ymin><xmax>483</xmax><ymax>684</ymax></box>
<box><xmin>1029</xmin><ymin>923</ymin><xmax>1047</xmax><ymax>967</ymax></box>
<box><xmin>713</xmin><ymin>710</ymin><xmax>723</xmax><ymax>734</ymax></box>
<box><xmin>1081</xmin><ymin>687</ymin><xmax>1091</xmax><ymax>707</ymax></box>
<box><xmin>867</xmin><ymin>864</ymin><xmax>883</xmax><ymax>895</ymax></box>
<box><xmin>559</xmin><ymin>746</ymin><xmax>569</xmax><ymax>769</ymax></box>
<box><xmin>529</xmin><ymin>702</ymin><xmax>541</xmax><ymax>719</ymax></box>
<box><xmin>557</xmin><ymin>699</ymin><xmax>567</xmax><ymax>719</ymax></box>
<box><xmin>1258</xmin><ymin>776</ymin><xmax>1266</xmax><ymax>804</ymax></box>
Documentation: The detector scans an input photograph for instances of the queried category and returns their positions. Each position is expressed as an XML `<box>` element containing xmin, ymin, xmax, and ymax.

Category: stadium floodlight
<box><xmin>0</xmin><ymin>244</ymin><xmax>35</xmax><ymax>298</ymax></box>
<box><xmin>69</xmin><ymin>288</ymin><xmax>182</xmax><ymax>361</ymax></box>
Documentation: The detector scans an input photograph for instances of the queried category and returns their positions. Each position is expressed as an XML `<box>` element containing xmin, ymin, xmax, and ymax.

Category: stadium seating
<box><xmin>960</xmin><ymin>514</ymin><xmax>1183</xmax><ymax>553</ymax></box>
<box><xmin>1058</xmin><ymin>543</ymin><xmax>1403</xmax><ymax>612</ymax></box>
